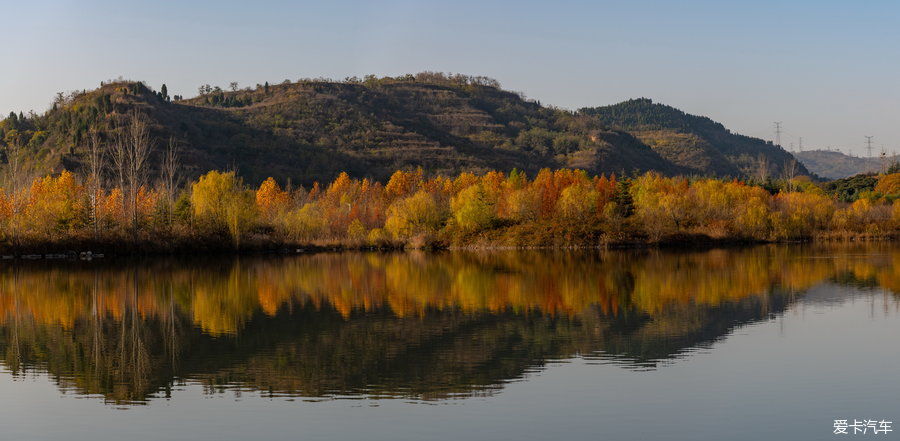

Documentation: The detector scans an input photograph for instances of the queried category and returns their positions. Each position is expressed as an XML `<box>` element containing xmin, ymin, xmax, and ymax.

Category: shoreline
<box><xmin>0</xmin><ymin>233</ymin><xmax>895</xmax><ymax>262</ymax></box>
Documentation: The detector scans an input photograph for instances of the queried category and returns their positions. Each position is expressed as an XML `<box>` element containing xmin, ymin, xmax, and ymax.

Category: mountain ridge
<box><xmin>795</xmin><ymin>149</ymin><xmax>899</xmax><ymax>179</ymax></box>
<box><xmin>0</xmin><ymin>74</ymin><xmax>807</xmax><ymax>185</ymax></box>
<box><xmin>579</xmin><ymin>98</ymin><xmax>810</xmax><ymax>178</ymax></box>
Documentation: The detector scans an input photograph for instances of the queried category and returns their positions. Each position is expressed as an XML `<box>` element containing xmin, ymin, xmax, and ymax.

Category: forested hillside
<box><xmin>1</xmin><ymin>74</ymin><xmax>807</xmax><ymax>186</ymax></box>
<box><xmin>580</xmin><ymin>98</ymin><xmax>808</xmax><ymax>178</ymax></box>
<box><xmin>0</xmin><ymin>74</ymin><xmax>684</xmax><ymax>185</ymax></box>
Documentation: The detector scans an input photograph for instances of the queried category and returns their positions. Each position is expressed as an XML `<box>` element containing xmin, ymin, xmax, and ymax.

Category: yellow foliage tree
<box><xmin>347</xmin><ymin>219</ymin><xmax>367</xmax><ymax>242</ymax></box>
<box><xmin>385</xmin><ymin>190</ymin><xmax>446</xmax><ymax>240</ymax></box>
<box><xmin>450</xmin><ymin>184</ymin><xmax>496</xmax><ymax>231</ymax></box>
<box><xmin>692</xmin><ymin>180</ymin><xmax>771</xmax><ymax>238</ymax></box>
<box><xmin>875</xmin><ymin>173</ymin><xmax>900</xmax><ymax>196</ymax></box>
<box><xmin>24</xmin><ymin>171</ymin><xmax>86</xmax><ymax>240</ymax></box>
<box><xmin>630</xmin><ymin>173</ymin><xmax>691</xmax><ymax>240</ymax></box>
<box><xmin>771</xmin><ymin>192</ymin><xmax>834</xmax><ymax>239</ymax></box>
<box><xmin>505</xmin><ymin>188</ymin><xmax>539</xmax><ymax>222</ymax></box>
<box><xmin>191</xmin><ymin>171</ymin><xmax>257</xmax><ymax>246</ymax></box>
<box><xmin>556</xmin><ymin>184</ymin><xmax>600</xmax><ymax>223</ymax></box>
<box><xmin>280</xmin><ymin>203</ymin><xmax>327</xmax><ymax>242</ymax></box>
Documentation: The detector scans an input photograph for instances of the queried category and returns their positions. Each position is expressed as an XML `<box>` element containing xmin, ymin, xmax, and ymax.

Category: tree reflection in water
<box><xmin>0</xmin><ymin>245</ymin><xmax>898</xmax><ymax>404</ymax></box>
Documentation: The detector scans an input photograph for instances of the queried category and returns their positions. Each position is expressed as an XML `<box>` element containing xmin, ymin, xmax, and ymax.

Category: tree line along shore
<box><xmin>1</xmin><ymin>156</ymin><xmax>899</xmax><ymax>256</ymax></box>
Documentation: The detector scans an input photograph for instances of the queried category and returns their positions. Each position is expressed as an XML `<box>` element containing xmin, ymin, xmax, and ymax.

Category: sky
<box><xmin>3</xmin><ymin>0</ymin><xmax>900</xmax><ymax>156</ymax></box>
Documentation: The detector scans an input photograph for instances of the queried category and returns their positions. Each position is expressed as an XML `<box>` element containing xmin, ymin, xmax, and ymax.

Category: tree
<box><xmin>191</xmin><ymin>171</ymin><xmax>257</xmax><ymax>246</ymax></box>
<box><xmin>385</xmin><ymin>169</ymin><xmax>423</xmax><ymax>199</ymax></box>
<box><xmin>450</xmin><ymin>184</ymin><xmax>495</xmax><ymax>231</ymax></box>
<box><xmin>280</xmin><ymin>203</ymin><xmax>326</xmax><ymax>241</ymax></box>
<box><xmin>160</xmin><ymin>137</ymin><xmax>180</xmax><ymax>227</ymax></box>
<box><xmin>755</xmin><ymin>153</ymin><xmax>770</xmax><ymax>183</ymax></box>
<box><xmin>229</xmin><ymin>82</ymin><xmax>239</xmax><ymax>92</ymax></box>
<box><xmin>782</xmin><ymin>158</ymin><xmax>799</xmax><ymax>192</ymax></box>
<box><xmin>109</xmin><ymin>126</ymin><xmax>129</xmax><ymax>228</ymax></box>
<box><xmin>86</xmin><ymin>130</ymin><xmax>105</xmax><ymax>237</ymax></box>
<box><xmin>160</xmin><ymin>84</ymin><xmax>169</xmax><ymax>101</ymax></box>
<box><xmin>107</xmin><ymin>111</ymin><xmax>153</xmax><ymax>234</ymax></box>
<box><xmin>505</xmin><ymin>188</ymin><xmax>538</xmax><ymax>222</ymax></box>
<box><xmin>24</xmin><ymin>171</ymin><xmax>86</xmax><ymax>240</ymax></box>
<box><xmin>771</xmin><ymin>192</ymin><xmax>834</xmax><ymax>239</ymax></box>
<box><xmin>630</xmin><ymin>173</ymin><xmax>691</xmax><ymax>240</ymax></box>
<box><xmin>125</xmin><ymin>111</ymin><xmax>153</xmax><ymax>233</ymax></box>
<box><xmin>264</xmin><ymin>81</ymin><xmax>269</xmax><ymax>94</ymax></box>
<box><xmin>824</xmin><ymin>174</ymin><xmax>878</xmax><ymax>202</ymax></box>
<box><xmin>556</xmin><ymin>184</ymin><xmax>600</xmax><ymax>223</ymax></box>
<box><xmin>832</xmin><ymin>198</ymin><xmax>880</xmax><ymax>233</ymax></box>
<box><xmin>875</xmin><ymin>173</ymin><xmax>900</xmax><ymax>196</ymax></box>
<box><xmin>255</xmin><ymin>177</ymin><xmax>290</xmax><ymax>223</ymax></box>
<box><xmin>384</xmin><ymin>190</ymin><xmax>446</xmax><ymax>240</ymax></box>
<box><xmin>162</xmin><ymin>137</ymin><xmax>179</xmax><ymax>201</ymax></box>
<box><xmin>347</xmin><ymin>219</ymin><xmax>366</xmax><ymax>242</ymax></box>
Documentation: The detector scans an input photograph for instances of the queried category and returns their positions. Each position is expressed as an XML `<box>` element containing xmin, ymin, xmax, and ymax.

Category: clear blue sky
<box><xmin>4</xmin><ymin>0</ymin><xmax>900</xmax><ymax>156</ymax></box>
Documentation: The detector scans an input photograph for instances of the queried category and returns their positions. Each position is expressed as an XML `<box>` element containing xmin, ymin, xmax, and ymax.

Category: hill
<box><xmin>1</xmin><ymin>75</ymin><xmax>805</xmax><ymax>185</ymax></box>
<box><xmin>580</xmin><ymin>98</ymin><xmax>809</xmax><ymax>179</ymax></box>
<box><xmin>795</xmin><ymin>149</ymin><xmax>898</xmax><ymax>179</ymax></box>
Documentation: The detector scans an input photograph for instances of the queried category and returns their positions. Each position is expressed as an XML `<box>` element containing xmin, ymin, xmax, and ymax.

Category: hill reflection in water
<box><xmin>0</xmin><ymin>245</ymin><xmax>898</xmax><ymax>404</ymax></box>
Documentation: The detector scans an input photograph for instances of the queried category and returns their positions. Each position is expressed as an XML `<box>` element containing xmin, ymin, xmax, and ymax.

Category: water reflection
<box><xmin>0</xmin><ymin>245</ymin><xmax>898</xmax><ymax>404</ymax></box>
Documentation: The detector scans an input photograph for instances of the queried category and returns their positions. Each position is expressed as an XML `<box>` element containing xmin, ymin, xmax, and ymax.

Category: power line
<box><xmin>774</xmin><ymin>122</ymin><xmax>782</xmax><ymax>147</ymax></box>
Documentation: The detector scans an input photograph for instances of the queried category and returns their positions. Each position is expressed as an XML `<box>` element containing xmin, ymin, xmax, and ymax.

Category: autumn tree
<box><xmin>504</xmin><ymin>188</ymin><xmax>539</xmax><ymax>222</ymax></box>
<box><xmin>24</xmin><ymin>171</ymin><xmax>86</xmax><ymax>240</ymax></box>
<box><xmin>255</xmin><ymin>177</ymin><xmax>290</xmax><ymax>223</ymax></box>
<box><xmin>630</xmin><ymin>173</ymin><xmax>692</xmax><ymax>241</ymax></box>
<box><xmin>385</xmin><ymin>190</ymin><xmax>446</xmax><ymax>241</ymax></box>
<box><xmin>875</xmin><ymin>173</ymin><xmax>900</xmax><ymax>197</ymax></box>
<box><xmin>450</xmin><ymin>184</ymin><xmax>496</xmax><ymax>231</ymax></box>
<box><xmin>556</xmin><ymin>184</ymin><xmax>601</xmax><ymax>224</ymax></box>
<box><xmin>191</xmin><ymin>171</ymin><xmax>257</xmax><ymax>246</ymax></box>
<box><xmin>385</xmin><ymin>169</ymin><xmax>423</xmax><ymax>200</ymax></box>
<box><xmin>771</xmin><ymin>192</ymin><xmax>834</xmax><ymax>239</ymax></box>
<box><xmin>280</xmin><ymin>203</ymin><xmax>326</xmax><ymax>242</ymax></box>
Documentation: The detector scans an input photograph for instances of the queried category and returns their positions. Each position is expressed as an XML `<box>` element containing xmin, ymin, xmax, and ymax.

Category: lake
<box><xmin>0</xmin><ymin>245</ymin><xmax>898</xmax><ymax>440</ymax></box>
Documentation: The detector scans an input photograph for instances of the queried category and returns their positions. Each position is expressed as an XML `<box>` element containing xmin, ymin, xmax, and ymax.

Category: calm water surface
<box><xmin>0</xmin><ymin>245</ymin><xmax>898</xmax><ymax>440</ymax></box>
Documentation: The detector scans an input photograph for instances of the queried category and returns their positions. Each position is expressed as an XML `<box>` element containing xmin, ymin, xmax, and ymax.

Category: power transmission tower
<box><xmin>865</xmin><ymin>136</ymin><xmax>874</xmax><ymax>157</ymax></box>
<box><xmin>798</xmin><ymin>137</ymin><xmax>803</xmax><ymax>152</ymax></box>
<box><xmin>774</xmin><ymin>122</ymin><xmax>783</xmax><ymax>147</ymax></box>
